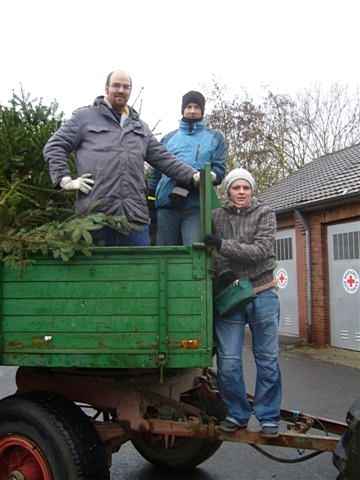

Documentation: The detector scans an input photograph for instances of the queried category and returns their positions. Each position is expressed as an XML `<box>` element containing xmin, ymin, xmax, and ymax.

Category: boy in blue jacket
<box><xmin>149</xmin><ymin>91</ymin><xmax>227</xmax><ymax>245</ymax></box>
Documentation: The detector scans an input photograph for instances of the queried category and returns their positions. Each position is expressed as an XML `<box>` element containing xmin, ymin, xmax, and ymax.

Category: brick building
<box><xmin>259</xmin><ymin>144</ymin><xmax>360</xmax><ymax>349</ymax></box>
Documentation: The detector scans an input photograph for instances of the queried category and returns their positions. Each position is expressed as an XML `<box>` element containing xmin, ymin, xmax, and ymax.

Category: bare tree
<box><xmin>207</xmin><ymin>81</ymin><xmax>290</xmax><ymax>191</ymax></box>
<box><xmin>267</xmin><ymin>84</ymin><xmax>360</xmax><ymax>169</ymax></box>
<box><xmin>207</xmin><ymin>81</ymin><xmax>360</xmax><ymax>191</ymax></box>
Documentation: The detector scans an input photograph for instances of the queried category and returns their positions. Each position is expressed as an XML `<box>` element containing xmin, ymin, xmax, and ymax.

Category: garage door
<box><xmin>328</xmin><ymin>221</ymin><xmax>360</xmax><ymax>351</ymax></box>
<box><xmin>275</xmin><ymin>229</ymin><xmax>299</xmax><ymax>337</ymax></box>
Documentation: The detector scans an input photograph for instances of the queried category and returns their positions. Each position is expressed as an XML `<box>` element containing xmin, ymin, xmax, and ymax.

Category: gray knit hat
<box><xmin>223</xmin><ymin>168</ymin><xmax>256</xmax><ymax>193</ymax></box>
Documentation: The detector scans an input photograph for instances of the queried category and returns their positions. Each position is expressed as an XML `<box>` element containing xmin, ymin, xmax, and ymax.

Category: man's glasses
<box><xmin>109</xmin><ymin>83</ymin><xmax>131</xmax><ymax>91</ymax></box>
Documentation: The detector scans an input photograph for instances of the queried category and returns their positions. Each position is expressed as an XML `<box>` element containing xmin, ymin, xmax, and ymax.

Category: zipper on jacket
<box><xmin>194</xmin><ymin>144</ymin><xmax>200</xmax><ymax>167</ymax></box>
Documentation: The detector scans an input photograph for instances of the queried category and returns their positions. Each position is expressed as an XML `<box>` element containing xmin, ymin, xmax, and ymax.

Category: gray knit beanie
<box><xmin>223</xmin><ymin>168</ymin><xmax>256</xmax><ymax>193</ymax></box>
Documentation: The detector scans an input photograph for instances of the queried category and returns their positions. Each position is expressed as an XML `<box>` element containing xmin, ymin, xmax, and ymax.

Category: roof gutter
<box><xmin>294</xmin><ymin>209</ymin><xmax>312</xmax><ymax>341</ymax></box>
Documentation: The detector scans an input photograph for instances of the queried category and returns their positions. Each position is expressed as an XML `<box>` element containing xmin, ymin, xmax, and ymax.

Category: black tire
<box><xmin>0</xmin><ymin>392</ymin><xmax>109</xmax><ymax>480</ymax></box>
<box><xmin>132</xmin><ymin>433</ymin><xmax>222</xmax><ymax>470</ymax></box>
<box><xmin>346</xmin><ymin>421</ymin><xmax>360</xmax><ymax>480</ymax></box>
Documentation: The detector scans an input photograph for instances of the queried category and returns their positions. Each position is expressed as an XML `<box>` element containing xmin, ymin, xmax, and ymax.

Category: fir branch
<box><xmin>0</xmin><ymin>213</ymin><xmax>139</xmax><ymax>268</ymax></box>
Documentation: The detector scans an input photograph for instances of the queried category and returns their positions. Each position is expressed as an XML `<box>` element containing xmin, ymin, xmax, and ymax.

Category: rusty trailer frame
<box><xmin>16</xmin><ymin>366</ymin><xmax>345</xmax><ymax>458</ymax></box>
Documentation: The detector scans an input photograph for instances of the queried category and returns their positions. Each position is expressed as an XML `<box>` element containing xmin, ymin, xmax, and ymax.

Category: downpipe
<box><xmin>294</xmin><ymin>209</ymin><xmax>312</xmax><ymax>341</ymax></box>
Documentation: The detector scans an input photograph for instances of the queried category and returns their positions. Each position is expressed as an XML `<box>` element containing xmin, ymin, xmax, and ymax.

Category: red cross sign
<box><xmin>343</xmin><ymin>269</ymin><xmax>360</xmax><ymax>294</ymax></box>
<box><xmin>276</xmin><ymin>268</ymin><xmax>288</xmax><ymax>289</ymax></box>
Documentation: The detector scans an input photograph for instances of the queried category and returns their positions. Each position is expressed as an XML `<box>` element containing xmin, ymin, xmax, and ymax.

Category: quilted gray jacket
<box><xmin>212</xmin><ymin>199</ymin><xmax>277</xmax><ymax>288</ymax></box>
<box><xmin>44</xmin><ymin>97</ymin><xmax>195</xmax><ymax>225</ymax></box>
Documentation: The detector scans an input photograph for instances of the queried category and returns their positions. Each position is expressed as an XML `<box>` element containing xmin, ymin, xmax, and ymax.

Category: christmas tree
<box><xmin>0</xmin><ymin>89</ymin><xmax>131</xmax><ymax>267</ymax></box>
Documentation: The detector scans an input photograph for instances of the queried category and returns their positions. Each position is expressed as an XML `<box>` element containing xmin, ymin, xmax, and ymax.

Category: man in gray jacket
<box><xmin>44</xmin><ymin>69</ymin><xmax>197</xmax><ymax>246</ymax></box>
<box><xmin>204</xmin><ymin>168</ymin><xmax>281</xmax><ymax>436</ymax></box>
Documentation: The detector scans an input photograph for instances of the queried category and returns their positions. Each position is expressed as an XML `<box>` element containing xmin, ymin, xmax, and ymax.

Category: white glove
<box><xmin>192</xmin><ymin>171</ymin><xmax>217</xmax><ymax>186</ymax></box>
<box><xmin>60</xmin><ymin>174</ymin><xmax>94</xmax><ymax>194</ymax></box>
<box><xmin>192</xmin><ymin>171</ymin><xmax>200</xmax><ymax>186</ymax></box>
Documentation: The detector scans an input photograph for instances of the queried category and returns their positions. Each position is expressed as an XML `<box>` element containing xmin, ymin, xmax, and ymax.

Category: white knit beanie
<box><xmin>223</xmin><ymin>168</ymin><xmax>256</xmax><ymax>193</ymax></box>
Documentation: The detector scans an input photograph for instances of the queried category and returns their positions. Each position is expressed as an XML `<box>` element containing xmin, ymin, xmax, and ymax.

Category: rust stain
<box><xmin>31</xmin><ymin>337</ymin><xmax>52</xmax><ymax>348</ymax></box>
<box><xmin>7</xmin><ymin>341</ymin><xmax>24</xmax><ymax>349</ymax></box>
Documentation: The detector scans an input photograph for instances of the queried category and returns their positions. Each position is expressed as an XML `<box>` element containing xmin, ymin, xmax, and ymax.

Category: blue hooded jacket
<box><xmin>149</xmin><ymin>120</ymin><xmax>227</xmax><ymax>209</ymax></box>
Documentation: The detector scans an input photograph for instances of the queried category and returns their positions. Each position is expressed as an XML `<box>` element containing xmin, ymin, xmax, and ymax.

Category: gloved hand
<box><xmin>60</xmin><ymin>174</ymin><xmax>94</xmax><ymax>194</ymax></box>
<box><xmin>192</xmin><ymin>171</ymin><xmax>200</xmax><ymax>187</ymax></box>
<box><xmin>214</xmin><ymin>270</ymin><xmax>238</xmax><ymax>295</ymax></box>
<box><xmin>192</xmin><ymin>171</ymin><xmax>217</xmax><ymax>186</ymax></box>
<box><xmin>204</xmin><ymin>234</ymin><xmax>222</xmax><ymax>250</ymax></box>
<box><xmin>219</xmin><ymin>270</ymin><xmax>237</xmax><ymax>286</ymax></box>
<box><xmin>169</xmin><ymin>185</ymin><xmax>190</xmax><ymax>208</ymax></box>
<box><xmin>216</xmin><ymin>270</ymin><xmax>238</xmax><ymax>292</ymax></box>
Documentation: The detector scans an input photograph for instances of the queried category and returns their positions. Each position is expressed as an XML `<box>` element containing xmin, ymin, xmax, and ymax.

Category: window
<box><xmin>333</xmin><ymin>231</ymin><xmax>360</xmax><ymax>260</ymax></box>
<box><xmin>276</xmin><ymin>237</ymin><xmax>293</xmax><ymax>261</ymax></box>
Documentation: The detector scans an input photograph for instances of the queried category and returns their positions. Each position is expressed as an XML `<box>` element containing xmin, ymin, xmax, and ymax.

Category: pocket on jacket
<box><xmin>125</xmin><ymin>130</ymin><xmax>147</xmax><ymax>158</ymax></box>
<box><xmin>87</xmin><ymin>126</ymin><xmax>116</xmax><ymax>152</ymax></box>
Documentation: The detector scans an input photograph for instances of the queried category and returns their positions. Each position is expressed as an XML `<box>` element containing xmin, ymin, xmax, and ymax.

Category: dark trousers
<box><xmin>91</xmin><ymin>225</ymin><xmax>150</xmax><ymax>246</ymax></box>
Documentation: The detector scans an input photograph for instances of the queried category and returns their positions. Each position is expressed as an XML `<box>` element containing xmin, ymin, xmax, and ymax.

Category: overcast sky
<box><xmin>1</xmin><ymin>0</ymin><xmax>360</xmax><ymax>133</ymax></box>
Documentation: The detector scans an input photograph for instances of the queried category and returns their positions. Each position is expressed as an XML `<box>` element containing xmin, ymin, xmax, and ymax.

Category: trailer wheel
<box><xmin>132</xmin><ymin>432</ymin><xmax>221</xmax><ymax>470</ymax></box>
<box><xmin>345</xmin><ymin>421</ymin><xmax>360</xmax><ymax>479</ymax></box>
<box><xmin>0</xmin><ymin>392</ymin><xmax>109</xmax><ymax>480</ymax></box>
<box><xmin>132</xmin><ymin>374</ymin><xmax>225</xmax><ymax>470</ymax></box>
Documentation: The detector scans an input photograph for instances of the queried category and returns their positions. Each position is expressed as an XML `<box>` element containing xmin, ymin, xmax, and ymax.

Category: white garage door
<box><xmin>328</xmin><ymin>221</ymin><xmax>360</xmax><ymax>351</ymax></box>
<box><xmin>275</xmin><ymin>229</ymin><xmax>299</xmax><ymax>337</ymax></box>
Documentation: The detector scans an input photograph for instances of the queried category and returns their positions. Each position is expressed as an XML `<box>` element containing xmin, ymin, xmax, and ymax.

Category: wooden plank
<box><xmin>3</xmin><ymin>263</ymin><xmax>159</xmax><ymax>282</ymax></box>
<box><xmin>167</xmin><ymin>315</ymin><xmax>202</xmax><ymax>331</ymax></box>
<box><xmin>167</xmin><ymin>281</ymin><xmax>201</xmax><ymax>298</ymax></box>
<box><xmin>167</xmin><ymin>263</ymin><xmax>193</xmax><ymax>281</ymax></box>
<box><xmin>2</xmin><ymin>298</ymin><xmax>159</xmax><ymax>316</ymax></box>
<box><xmin>0</xmin><ymin>351</ymin><xmax>211</xmax><ymax>369</ymax></box>
<box><xmin>4</xmin><ymin>281</ymin><xmax>158</xmax><ymax>299</ymax></box>
<box><xmin>1</xmin><ymin>316</ymin><xmax>159</xmax><ymax>333</ymax></box>
<box><xmin>2</xmin><ymin>315</ymin><xmax>202</xmax><ymax>334</ymax></box>
<box><xmin>0</xmin><ymin>352</ymin><xmax>159</xmax><ymax>368</ymax></box>
<box><xmin>168</xmin><ymin>299</ymin><xmax>202</xmax><ymax>315</ymax></box>
<box><xmin>2</xmin><ymin>332</ymin><xmax>159</xmax><ymax>350</ymax></box>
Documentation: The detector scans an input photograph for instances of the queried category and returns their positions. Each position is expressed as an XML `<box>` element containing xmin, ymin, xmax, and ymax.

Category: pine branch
<box><xmin>0</xmin><ymin>213</ymin><xmax>138</xmax><ymax>268</ymax></box>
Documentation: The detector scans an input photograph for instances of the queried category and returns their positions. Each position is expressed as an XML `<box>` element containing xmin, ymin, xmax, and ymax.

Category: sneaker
<box><xmin>218</xmin><ymin>418</ymin><xmax>247</xmax><ymax>433</ymax></box>
<box><xmin>261</xmin><ymin>423</ymin><xmax>279</xmax><ymax>436</ymax></box>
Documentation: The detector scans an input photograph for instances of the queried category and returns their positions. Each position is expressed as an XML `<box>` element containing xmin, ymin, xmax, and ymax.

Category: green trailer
<box><xmin>0</xmin><ymin>169</ymin><xmax>357</xmax><ymax>480</ymax></box>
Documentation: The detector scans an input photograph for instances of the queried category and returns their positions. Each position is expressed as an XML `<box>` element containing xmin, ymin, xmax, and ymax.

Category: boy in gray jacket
<box><xmin>204</xmin><ymin>168</ymin><xmax>281</xmax><ymax>436</ymax></box>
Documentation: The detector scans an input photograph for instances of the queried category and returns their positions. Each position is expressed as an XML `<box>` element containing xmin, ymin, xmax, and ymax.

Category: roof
<box><xmin>259</xmin><ymin>143</ymin><xmax>360</xmax><ymax>213</ymax></box>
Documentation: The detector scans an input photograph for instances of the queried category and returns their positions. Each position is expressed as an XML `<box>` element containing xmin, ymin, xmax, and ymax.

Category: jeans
<box><xmin>215</xmin><ymin>288</ymin><xmax>282</xmax><ymax>426</ymax></box>
<box><xmin>91</xmin><ymin>225</ymin><xmax>150</xmax><ymax>246</ymax></box>
<box><xmin>156</xmin><ymin>208</ymin><xmax>201</xmax><ymax>246</ymax></box>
